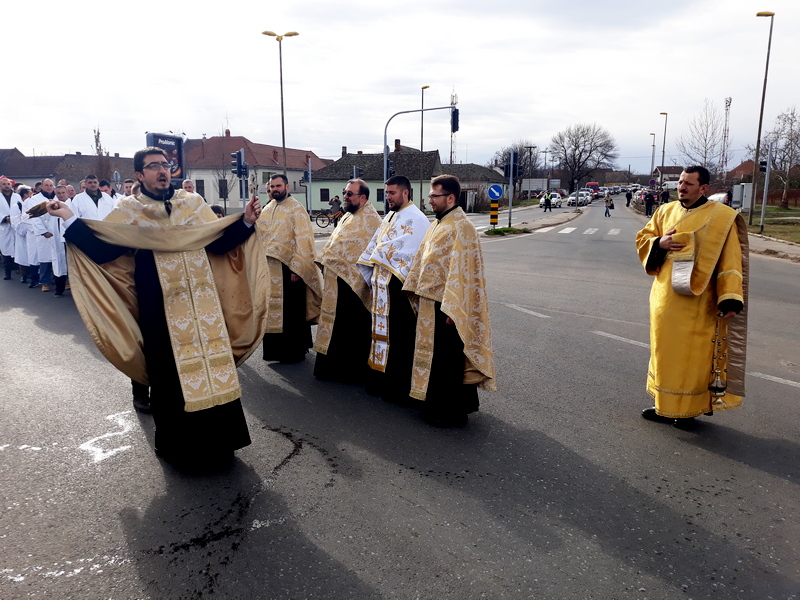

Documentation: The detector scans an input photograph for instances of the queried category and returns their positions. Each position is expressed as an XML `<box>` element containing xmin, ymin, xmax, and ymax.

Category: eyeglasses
<box><xmin>428</xmin><ymin>193</ymin><xmax>450</xmax><ymax>200</ymax></box>
<box><xmin>142</xmin><ymin>162</ymin><xmax>172</xmax><ymax>171</ymax></box>
<box><xmin>343</xmin><ymin>191</ymin><xmax>362</xmax><ymax>197</ymax></box>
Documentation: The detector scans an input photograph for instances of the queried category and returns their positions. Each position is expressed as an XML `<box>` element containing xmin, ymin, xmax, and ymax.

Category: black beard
<box><xmin>344</xmin><ymin>202</ymin><xmax>359</xmax><ymax>214</ymax></box>
<box><xmin>272</xmin><ymin>190</ymin><xmax>288</xmax><ymax>201</ymax></box>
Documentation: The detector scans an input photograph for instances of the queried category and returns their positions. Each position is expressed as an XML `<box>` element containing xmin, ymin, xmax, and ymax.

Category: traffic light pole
<box><xmin>508</xmin><ymin>151</ymin><xmax>515</xmax><ymax>228</ymax></box>
<box><xmin>383</xmin><ymin>106</ymin><xmax>457</xmax><ymax>210</ymax></box>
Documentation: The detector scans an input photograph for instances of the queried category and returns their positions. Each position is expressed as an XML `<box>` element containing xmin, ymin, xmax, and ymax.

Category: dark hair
<box><xmin>84</xmin><ymin>174</ymin><xmax>98</xmax><ymax>181</ymax></box>
<box><xmin>133</xmin><ymin>147</ymin><xmax>168</xmax><ymax>173</ymax></box>
<box><xmin>269</xmin><ymin>173</ymin><xmax>288</xmax><ymax>185</ymax></box>
<box><xmin>210</xmin><ymin>205</ymin><xmax>225</xmax><ymax>216</ymax></box>
<box><xmin>385</xmin><ymin>175</ymin><xmax>411</xmax><ymax>193</ymax></box>
<box><xmin>99</xmin><ymin>180</ymin><xmax>111</xmax><ymax>187</ymax></box>
<box><xmin>123</xmin><ymin>179</ymin><xmax>134</xmax><ymax>184</ymax></box>
<box><xmin>431</xmin><ymin>174</ymin><xmax>461</xmax><ymax>200</ymax></box>
<box><xmin>683</xmin><ymin>165</ymin><xmax>710</xmax><ymax>186</ymax></box>
<box><xmin>347</xmin><ymin>179</ymin><xmax>370</xmax><ymax>199</ymax></box>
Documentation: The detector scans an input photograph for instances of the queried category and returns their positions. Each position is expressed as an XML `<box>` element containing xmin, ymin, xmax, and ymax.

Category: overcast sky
<box><xmin>4</xmin><ymin>0</ymin><xmax>798</xmax><ymax>174</ymax></box>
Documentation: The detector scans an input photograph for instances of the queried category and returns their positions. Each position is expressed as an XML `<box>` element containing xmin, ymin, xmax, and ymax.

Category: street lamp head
<box><xmin>756</xmin><ymin>11</ymin><xmax>775</xmax><ymax>17</ymax></box>
<box><xmin>421</xmin><ymin>85</ymin><xmax>430</xmax><ymax>90</ymax></box>
<box><xmin>660</xmin><ymin>112</ymin><xmax>668</xmax><ymax>116</ymax></box>
<box><xmin>284</xmin><ymin>32</ymin><xmax>299</xmax><ymax>37</ymax></box>
<box><xmin>262</xmin><ymin>31</ymin><xmax>277</xmax><ymax>36</ymax></box>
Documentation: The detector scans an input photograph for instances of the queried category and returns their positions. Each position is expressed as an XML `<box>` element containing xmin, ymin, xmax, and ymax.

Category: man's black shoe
<box><xmin>641</xmin><ymin>407</ymin><xmax>674</xmax><ymax>424</ymax></box>
<box><xmin>133</xmin><ymin>396</ymin><xmax>152</xmax><ymax>413</ymax></box>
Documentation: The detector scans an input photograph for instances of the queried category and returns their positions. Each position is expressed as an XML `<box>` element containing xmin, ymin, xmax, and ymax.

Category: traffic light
<box><xmin>230</xmin><ymin>149</ymin><xmax>244</xmax><ymax>177</ymax></box>
<box><xmin>302</xmin><ymin>170</ymin><xmax>310</xmax><ymax>183</ymax></box>
<box><xmin>387</xmin><ymin>160</ymin><xmax>395</xmax><ymax>178</ymax></box>
<box><xmin>451</xmin><ymin>108</ymin><xmax>459</xmax><ymax>133</ymax></box>
<box><xmin>759</xmin><ymin>160</ymin><xmax>768</xmax><ymax>173</ymax></box>
<box><xmin>356</xmin><ymin>167</ymin><xmax>364</xmax><ymax>179</ymax></box>
<box><xmin>503</xmin><ymin>164</ymin><xmax>511</xmax><ymax>178</ymax></box>
<box><xmin>513</xmin><ymin>162</ymin><xmax>522</xmax><ymax>178</ymax></box>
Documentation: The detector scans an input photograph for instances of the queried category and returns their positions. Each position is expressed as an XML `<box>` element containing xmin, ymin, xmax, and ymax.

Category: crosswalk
<box><xmin>476</xmin><ymin>225</ymin><xmax>626</xmax><ymax>235</ymax></box>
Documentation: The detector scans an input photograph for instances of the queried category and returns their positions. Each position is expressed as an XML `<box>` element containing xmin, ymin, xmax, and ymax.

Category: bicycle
<box><xmin>315</xmin><ymin>210</ymin><xmax>343</xmax><ymax>228</ymax></box>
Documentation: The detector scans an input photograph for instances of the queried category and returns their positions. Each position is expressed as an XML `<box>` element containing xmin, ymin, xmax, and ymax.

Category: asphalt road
<box><xmin>2</xmin><ymin>203</ymin><xmax>799</xmax><ymax>600</ymax></box>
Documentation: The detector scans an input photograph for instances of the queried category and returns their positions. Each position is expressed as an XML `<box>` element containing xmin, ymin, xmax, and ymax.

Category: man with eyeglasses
<box><xmin>69</xmin><ymin>174</ymin><xmax>118</xmax><ymax>220</ymax></box>
<box><xmin>256</xmin><ymin>173</ymin><xmax>323</xmax><ymax>364</ymax></box>
<box><xmin>313</xmin><ymin>179</ymin><xmax>382</xmax><ymax>383</ymax></box>
<box><xmin>46</xmin><ymin>146</ymin><xmax>268</xmax><ymax>468</ymax></box>
<box><xmin>403</xmin><ymin>174</ymin><xmax>496</xmax><ymax>427</ymax></box>
<box><xmin>357</xmin><ymin>175</ymin><xmax>430</xmax><ymax>404</ymax></box>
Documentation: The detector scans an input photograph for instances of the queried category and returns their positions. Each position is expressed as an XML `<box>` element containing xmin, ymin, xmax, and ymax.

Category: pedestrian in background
<box><xmin>604</xmin><ymin>192</ymin><xmax>613</xmax><ymax>217</ymax></box>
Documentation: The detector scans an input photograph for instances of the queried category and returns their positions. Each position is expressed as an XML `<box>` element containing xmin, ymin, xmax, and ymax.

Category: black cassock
<box><xmin>261</xmin><ymin>262</ymin><xmax>313</xmax><ymax>363</ymax></box>
<box><xmin>313</xmin><ymin>276</ymin><xmax>373</xmax><ymax>384</ymax></box>
<box><xmin>65</xmin><ymin>218</ymin><xmax>255</xmax><ymax>463</ymax></box>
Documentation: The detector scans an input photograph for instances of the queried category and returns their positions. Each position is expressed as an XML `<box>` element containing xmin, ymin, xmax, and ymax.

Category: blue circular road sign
<box><xmin>488</xmin><ymin>184</ymin><xmax>503</xmax><ymax>199</ymax></box>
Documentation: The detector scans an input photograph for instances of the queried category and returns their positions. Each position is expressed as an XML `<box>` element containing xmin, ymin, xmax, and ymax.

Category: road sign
<box><xmin>113</xmin><ymin>171</ymin><xmax>121</xmax><ymax>183</ymax></box>
<box><xmin>649</xmin><ymin>179</ymin><xmax>656</xmax><ymax>186</ymax></box>
<box><xmin>488</xmin><ymin>184</ymin><xmax>503</xmax><ymax>199</ymax></box>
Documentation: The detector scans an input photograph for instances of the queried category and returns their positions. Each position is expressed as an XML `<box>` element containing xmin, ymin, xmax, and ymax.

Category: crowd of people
<box><xmin>2</xmin><ymin>147</ymin><xmax>495</xmax><ymax>469</ymax></box>
<box><xmin>2</xmin><ymin>156</ymin><xmax>748</xmax><ymax>468</ymax></box>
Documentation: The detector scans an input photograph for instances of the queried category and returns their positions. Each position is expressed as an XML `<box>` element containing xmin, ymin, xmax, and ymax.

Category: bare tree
<box><xmin>762</xmin><ymin>107</ymin><xmax>800</xmax><ymax>210</ymax></box>
<box><xmin>549</xmin><ymin>124</ymin><xmax>618</xmax><ymax>192</ymax></box>
<box><xmin>487</xmin><ymin>138</ymin><xmax>543</xmax><ymax>199</ymax></box>
<box><xmin>675</xmin><ymin>99</ymin><xmax>724</xmax><ymax>173</ymax></box>
<box><xmin>93</xmin><ymin>127</ymin><xmax>111</xmax><ymax>181</ymax></box>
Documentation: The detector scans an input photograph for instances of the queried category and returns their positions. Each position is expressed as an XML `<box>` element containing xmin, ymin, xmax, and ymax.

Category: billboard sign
<box><xmin>145</xmin><ymin>133</ymin><xmax>185</xmax><ymax>185</ymax></box>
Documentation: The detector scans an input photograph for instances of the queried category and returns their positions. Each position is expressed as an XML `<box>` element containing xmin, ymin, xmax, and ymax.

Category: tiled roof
<box><xmin>184</xmin><ymin>134</ymin><xmax>332</xmax><ymax>171</ymax></box>
<box><xmin>440</xmin><ymin>163</ymin><xmax>506</xmax><ymax>184</ymax></box>
<box><xmin>727</xmin><ymin>160</ymin><xmax>754</xmax><ymax>177</ymax></box>
<box><xmin>312</xmin><ymin>150</ymin><xmax>442</xmax><ymax>181</ymax></box>
<box><xmin>655</xmin><ymin>166</ymin><xmax>684</xmax><ymax>175</ymax></box>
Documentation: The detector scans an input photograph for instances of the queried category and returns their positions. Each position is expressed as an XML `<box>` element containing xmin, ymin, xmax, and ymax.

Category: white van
<box><xmin>663</xmin><ymin>181</ymin><xmax>679</xmax><ymax>190</ymax></box>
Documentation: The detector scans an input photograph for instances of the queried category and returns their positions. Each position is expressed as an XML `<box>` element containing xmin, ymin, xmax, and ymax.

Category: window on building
<box><xmin>320</xmin><ymin>188</ymin><xmax>330</xmax><ymax>208</ymax></box>
<box><xmin>218</xmin><ymin>179</ymin><xmax>228</xmax><ymax>199</ymax></box>
<box><xmin>196</xmin><ymin>179</ymin><xmax>205</xmax><ymax>198</ymax></box>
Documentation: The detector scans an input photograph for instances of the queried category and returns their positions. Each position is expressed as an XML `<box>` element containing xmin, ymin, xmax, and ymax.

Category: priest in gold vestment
<box><xmin>46</xmin><ymin>147</ymin><xmax>268</xmax><ymax>466</ymax></box>
<box><xmin>636</xmin><ymin>166</ymin><xmax>748</xmax><ymax>428</ymax></box>
<box><xmin>313</xmin><ymin>179</ymin><xmax>381</xmax><ymax>383</ymax></box>
<box><xmin>256</xmin><ymin>174</ymin><xmax>322</xmax><ymax>364</ymax></box>
<box><xmin>403</xmin><ymin>175</ymin><xmax>495</xmax><ymax>427</ymax></box>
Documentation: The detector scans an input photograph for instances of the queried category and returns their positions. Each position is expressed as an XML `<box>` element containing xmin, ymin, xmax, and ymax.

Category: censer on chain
<box><xmin>708</xmin><ymin>315</ymin><xmax>727</xmax><ymax>397</ymax></box>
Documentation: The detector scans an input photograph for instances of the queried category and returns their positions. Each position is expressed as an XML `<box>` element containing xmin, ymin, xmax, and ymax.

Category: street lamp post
<box><xmin>749</xmin><ymin>11</ymin><xmax>775</xmax><ymax>225</ymax></box>
<box><xmin>659</xmin><ymin>112</ymin><xmax>668</xmax><ymax>187</ymax></box>
<box><xmin>420</xmin><ymin>85</ymin><xmax>429</xmax><ymax>210</ymax></box>
<box><xmin>262</xmin><ymin>30</ymin><xmax>299</xmax><ymax>177</ymax></box>
<box><xmin>649</xmin><ymin>133</ymin><xmax>656</xmax><ymax>179</ymax></box>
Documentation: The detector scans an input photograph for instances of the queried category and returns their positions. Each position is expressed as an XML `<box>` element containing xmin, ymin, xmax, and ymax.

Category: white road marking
<box><xmin>749</xmin><ymin>372</ymin><xmax>800</xmax><ymax>388</ymax></box>
<box><xmin>591</xmin><ymin>334</ymin><xmax>800</xmax><ymax>389</ymax></box>
<box><xmin>593</xmin><ymin>331</ymin><xmax>650</xmax><ymax>348</ymax></box>
<box><xmin>608</xmin><ymin>229</ymin><xmax>621</xmax><ymax>235</ymax></box>
<box><xmin>583</xmin><ymin>228</ymin><xmax>598</xmax><ymax>235</ymax></box>
<box><xmin>558</xmin><ymin>227</ymin><xmax>576</xmax><ymax>234</ymax></box>
<box><xmin>534</xmin><ymin>227</ymin><xmax>556</xmax><ymax>233</ymax></box>
<box><xmin>506</xmin><ymin>304</ymin><xmax>551</xmax><ymax>319</ymax></box>
<box><xmin>78</xmin><ymin>411</ymin><xmax>134</xmax><ymax>463</ymax></box>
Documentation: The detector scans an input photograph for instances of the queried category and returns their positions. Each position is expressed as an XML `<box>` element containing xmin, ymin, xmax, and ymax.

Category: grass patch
<box><xmin>747</xmin><ymin>221</ymin><xmax>800</xmax><ymax>244</ymax></box>
<box><xmin>485</xmin><ymin>227</ymin><xmax>532</xmax><ymax>236</ymax></box>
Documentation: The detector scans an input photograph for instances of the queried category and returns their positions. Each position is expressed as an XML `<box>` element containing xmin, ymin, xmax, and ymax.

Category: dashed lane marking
<box><xmin>608</xmin><ymin>229</ymin><xmax>621</xmax><ymax>235</ymax></box>
<box><xmin>506</xmin><ymin>304</ymin><xmax>551</xmax><ymax>319</ymax></box>
<box><xmin>534</xmin><ymin>227</ymin><xmax>556</xmax><ymax>233</ymax></box>
<box><xmin>592</xmin><ymin>331</ymin><xmax>650</xmax><ymax>348</ymax></box>
<box><xmin>593</xmin><ymin>333</ymin><xmax>800</xmax><ymax>389</ymax></box>
<box><xmin>558</xmin><ymin>227</ymin><xmax>576</xmax><ymax>234</ymax></box>
<box><xmin>749</xmin><ymin>372</ymin><xmax>800</xmax><ymax>388</ymax></box>
<box><xmin>583</xmin><ymin>228</ymin><xmax>598</xmax><ymax>235</ymax></box>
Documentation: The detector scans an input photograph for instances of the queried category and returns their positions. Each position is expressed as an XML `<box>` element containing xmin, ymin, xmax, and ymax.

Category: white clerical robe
<box><xmin>69</xmin><ymin>191</ymin><xmax>118</xmax><ymax>220</ymax></box>
<box><xmin>0</xmin><ymin>192</ymin><xmax>19</xmax><ymax>256</ymax></box>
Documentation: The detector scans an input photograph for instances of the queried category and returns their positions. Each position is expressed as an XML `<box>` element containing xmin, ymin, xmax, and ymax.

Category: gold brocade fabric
<box><xmin>357</xmin><ymin>203</ymin><xmax>430</xmax><ymax>372</ymax></box>
<box><xmin>402</xmin><ymin>207</ymin><xmax>496</xmax><ymax>400</ymax></box>
<box><xmin>313</xmin><ymin>203</ymin><xmax>381</xmax><ymax>355</ymax></box>
<box><xmin>635</xmin><ymin>200</ymin><xmax>749</xmax><ymax>417</ymax></box>
<box><xmin>255</xmin><ymin>196</ymin><xmax>322</xmax><ymax>332</ymax></box>
<box><xmin>66</xmin><ymin>190</ymin><xmax>269</xmax><ymax>412</ymax></box>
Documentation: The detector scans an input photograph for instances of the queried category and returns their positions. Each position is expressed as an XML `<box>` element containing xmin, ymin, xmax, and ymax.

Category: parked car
<box><xmin>567</xmin><ymin>191</ymin><xmax>591</xmax><ymax>206</ymax></box>
<box><xmin>539</xmin><ymin>193</ymin><xmax>563</xmax><ymax>208</ymax></box>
